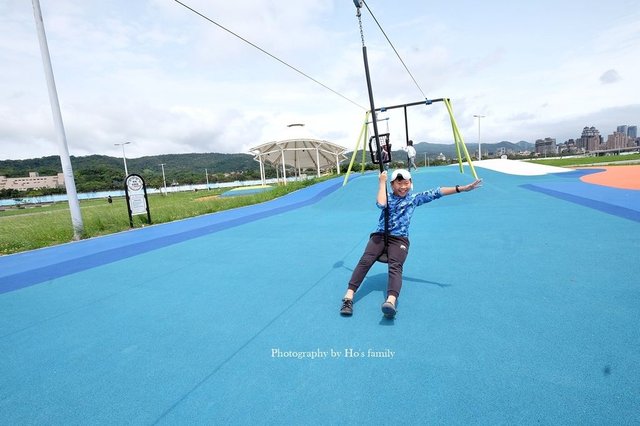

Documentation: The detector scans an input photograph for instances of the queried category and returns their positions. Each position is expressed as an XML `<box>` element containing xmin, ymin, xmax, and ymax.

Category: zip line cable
<box><xmin>361</xmin><ymin>0</ymin><xmax>429</xmax><ymax>101</ymax></box>
<box><xmin>173</xmin><ymin>0</ymin><xmax>367</xmax><ymax>110</ymax></box>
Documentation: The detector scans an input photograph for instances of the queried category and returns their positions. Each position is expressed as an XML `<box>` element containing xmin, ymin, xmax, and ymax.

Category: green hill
<box><xmin>0</xmin><ymin>153</ymin><xmax>261</xmax><ymax>193</ymax></box>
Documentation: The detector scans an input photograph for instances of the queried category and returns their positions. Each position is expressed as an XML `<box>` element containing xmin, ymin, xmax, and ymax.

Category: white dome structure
<box><xmin>250</xmin><ymin>124</ymin><xmax>347</xmax><ymax>185</ymax></box>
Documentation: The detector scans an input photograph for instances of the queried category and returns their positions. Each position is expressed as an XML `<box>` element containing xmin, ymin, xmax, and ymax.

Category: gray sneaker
<box><xmin>340</xmin><ymin>298</ymin><xmax>353</xmax><ymax>316</ymax></box>
<box><xmin>381</xmin><ymin>301</ymin><xmax>396</xmax><ymax>318</ymax></box>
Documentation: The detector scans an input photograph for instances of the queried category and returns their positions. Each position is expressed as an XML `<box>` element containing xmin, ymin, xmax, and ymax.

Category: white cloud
<box><xmin>600</xmin><ymin>69</ymin><xmax>621</xmax><ymax>84</ymax></box>
<box><xmin>0</xmin><ymin>0</ymin><xmax>638</xmax><ymax>161</ymax></box>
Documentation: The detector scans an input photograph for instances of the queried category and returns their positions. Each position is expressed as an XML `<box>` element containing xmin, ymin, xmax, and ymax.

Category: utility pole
<box><xmin>115</xmin><ymin>142</ymin><xmax>131</xmax><ymax>176</ymax></box>
<box><xmin>32</xmin><ymin>0</ymin><xmax>83</xmax><ymax>239</ymax></box>
<box><xmin>159</xmin><ymin>163</ymin><xmax>167</xmax><ymax>194</ymax></box>
<box><xmin>474</xmin><ymin>114</ymin><xmax>486</xmax><ymax>161</ymax></box>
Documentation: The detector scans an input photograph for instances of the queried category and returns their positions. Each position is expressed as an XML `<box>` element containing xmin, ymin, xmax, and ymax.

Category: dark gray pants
<box><xmin>348</xmin><ymin>233</ymin><xmax>410</xmax><ymax>298</ymax></box>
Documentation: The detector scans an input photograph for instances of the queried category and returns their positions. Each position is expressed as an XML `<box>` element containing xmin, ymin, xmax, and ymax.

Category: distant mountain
<box><xmin>411</xmin><ymin>141</ymin><xmax>534</xmax><ymax>157</ymax></box>
<box><xmin>345</xmin><ymin>140</ymin><xmax>534</xmax><ymax>161</ymax></box>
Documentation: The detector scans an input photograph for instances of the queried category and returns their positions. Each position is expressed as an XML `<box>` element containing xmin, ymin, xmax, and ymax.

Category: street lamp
<box><xmin>114</xmin><ymin>141</ymin><xmax>131</xmax><ymax>176</ymax></box>
<box><xmin>159</xmin><ymin>163</ymin><xmax>167</xmax><ymax>194</ymax></box>
<box><xmin>473</xmin><ymin>115</ymin><xmax>485</xmax><ymax>161</ymax></box>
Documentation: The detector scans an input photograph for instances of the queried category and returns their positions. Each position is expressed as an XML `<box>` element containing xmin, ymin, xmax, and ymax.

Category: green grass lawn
<box><xmin>528</xmin><ymin>153</ymin><xmax>640</xmax><ymax>167</ymax></box>
<box><xmin>0</xmin><ymin>178</ymin><xmax>328</xmax><ymax>255</ymax></box>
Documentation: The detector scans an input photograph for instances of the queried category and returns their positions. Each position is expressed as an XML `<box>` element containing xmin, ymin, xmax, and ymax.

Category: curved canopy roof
<box><xmin>250</xmin><ymin>138</ymin><xmax>347</xmax><ymax>172</ymax></box>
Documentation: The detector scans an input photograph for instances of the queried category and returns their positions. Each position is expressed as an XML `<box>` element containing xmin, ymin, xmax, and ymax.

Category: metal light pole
<box><xmin>473</xmin><ymin>114</ymin><xmax>485</xmax><ymax>161</ymax></box>
<box><xmin>205</xmin><ymin>168</ymin><xmax>210</xmax><ymax>190</ymax></box>
<box><xmin>159</xmin><ymin>163</ymin><xmax>167</xmax><ymax>194</ymax></box>
<box><xmin>32</xmin><ymin>0</ymin><xmax>83</xmax><ymax>239</ymax></box>
<box><xmin>114</xmin><ymin>142</ymin><xmax>131</xmax><ymax>176</ymax></box>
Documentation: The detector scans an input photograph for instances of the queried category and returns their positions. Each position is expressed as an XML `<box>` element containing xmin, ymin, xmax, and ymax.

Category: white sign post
<box><xmin>124</xmin><ymin>174</ymin><xmax>151</xmax><ymax>227</ymax></box>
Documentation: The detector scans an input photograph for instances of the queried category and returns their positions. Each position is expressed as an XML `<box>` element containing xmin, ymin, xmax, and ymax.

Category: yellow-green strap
<box><xmin>444</xmin><ymin>98</ymin><xmax>479</xmax><ymax>180</ymax></box>
<box><xmin>343</xmin><ymin>111</ymin><xmax>370</xmax><ymax>186</ymax></box>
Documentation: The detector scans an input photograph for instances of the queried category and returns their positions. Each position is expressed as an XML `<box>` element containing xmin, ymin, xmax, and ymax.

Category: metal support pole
<box><xmin>281</xmin><ymin>149</ymin><xmax>287</xmax><ymax>185</ymax></box>
<box><xmin>355</xmin><ymin>2</ymin><xmax>389</xmax><ymax>262</ymax></box>
<box><xmin>160</xmin><ymin>163</ymin><xmax>167</xmax><ymax>194</ymax></box>
<box><xmin>32</xmin><ymin>0</ymin><xmax>83</xmax><ymax>239</ymax></box>
<box><xmin>404</xmin><ymin>105</ymin><xmax>409</xmax><ymax>144</ymax></box>
<box><xmin>115</xmin><ymin>142</ymin><xmax>131</xmax><ymax>176</ymax></box>
<box><xmin>259</xmin><ymin>156</ymin><xmax>266</xmax><ymax>186</ymax></box>
<box><xmin>474</xmin><ymin>114</ymin><xmax>485</xmax><ymax>161</ymax></box>
<box><xmin>362</xmin><ymin>45</ymin><xmax>383</xmax><ymax>175</ymax></box>
<box><xmin>404</xmin><ymin>105</ymin><xmax>409</xmax><ymax>164</ymax></box>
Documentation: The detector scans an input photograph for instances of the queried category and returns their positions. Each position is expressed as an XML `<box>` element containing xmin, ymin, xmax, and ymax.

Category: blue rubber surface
<box><xmin>522</xmin><ymin>174</ymin><xmax>640</xmax><ymax>222</ymax></box>
<box><xmin>0</xmin><ymin>177</ymin><xmax>345</xmax><ymax>294</ymax></box>
<box><xmin>1</xmin><ymin>168</ymin><xmax>639</xmax><ymax>424</ymax></box>
<box><xmin>219</xmin><ymin>186</ymin><xmax>274</xmax><ymax>197</ymax></box>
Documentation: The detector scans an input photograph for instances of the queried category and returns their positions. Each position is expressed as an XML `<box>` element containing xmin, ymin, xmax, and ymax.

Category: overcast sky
<box><xmin>1</xmin><ymin>0</ymin><xmax>638</xmax><ymax>160</ymax></box>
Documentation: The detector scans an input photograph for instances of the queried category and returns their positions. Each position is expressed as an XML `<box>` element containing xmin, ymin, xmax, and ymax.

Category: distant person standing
<box><xmin>404</xmin><ymin>140</ymin><xmax>417</xmax><ymax>171</ymax></box>
<box><xmin>107</xmin><ymin>195</ymin><xmax>113</xmax><ymax>204</ymax></box>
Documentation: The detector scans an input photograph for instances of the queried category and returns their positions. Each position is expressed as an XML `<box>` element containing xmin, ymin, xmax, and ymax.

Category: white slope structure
<box><xmin>472</xmin><ymin>158</ymin><xmax>573</xmax><ymax>176</ymax></box>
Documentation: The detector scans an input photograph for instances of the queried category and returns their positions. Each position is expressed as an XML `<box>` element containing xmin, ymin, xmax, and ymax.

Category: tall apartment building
<box><xmin>617</xmin><ymin>125</ymin><xmax>628</xmax><ymax>135</ymax></box>
<box><xmin>627</xmin><ymin>126</ymin><xmax>637</xmax><ymax>139</ymax></box>
<box><xmin>0</xmin><ymin>172</ymin><xmax>65</xmax><ymax>191</ymax></box>
<box><xmin>606</xmin><ymin>131</ymin><xmax>634</xmax><ymax>150</ymax></box>
<box><xmin>535</xmin><ymin>137</ymin><xmax>556</xmax><ymax>155</ymax></box>
<box><xmin>576</xmin><ymin>126</ymin><xmax>603</xmax><ymax>151</ymax></box>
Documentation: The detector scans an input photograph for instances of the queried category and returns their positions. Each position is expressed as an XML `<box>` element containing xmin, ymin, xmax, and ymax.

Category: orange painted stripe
<box><xmin>579</xmin><ymin>165</ymin><xmax>640</xmax><ymax>190</ymax></box>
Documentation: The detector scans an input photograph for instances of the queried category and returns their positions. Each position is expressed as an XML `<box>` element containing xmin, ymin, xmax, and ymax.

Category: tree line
<box><xmin>0</xmin><ymin>153</ymin><xmax>272</xmax><ymax>197</ymax></box>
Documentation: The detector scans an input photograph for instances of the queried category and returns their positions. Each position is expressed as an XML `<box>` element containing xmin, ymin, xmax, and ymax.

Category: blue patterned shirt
<box><xmin>375</xmin><ymin>188</ymin><xmax>442</xmax><ymax>237</ymax></box>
